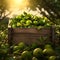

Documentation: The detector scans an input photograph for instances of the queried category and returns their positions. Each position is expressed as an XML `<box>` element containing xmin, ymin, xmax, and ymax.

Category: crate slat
<box><xmin>8</xmin><ymin>27</ymin><xmax>53</xmax><ymax>45</ymax></box>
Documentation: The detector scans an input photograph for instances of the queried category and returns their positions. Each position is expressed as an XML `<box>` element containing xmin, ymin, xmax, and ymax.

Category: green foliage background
<box><xmin>0</xmin><ymin>0</ymin><xmax>60</xmax><ymax>60</ymax></box>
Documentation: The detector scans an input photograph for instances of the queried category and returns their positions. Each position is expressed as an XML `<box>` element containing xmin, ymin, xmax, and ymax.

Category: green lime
<box><xmin>17</xmin><ymin>22</ymin><xmax>22</xmax><ymax>27</ymax></box>
<box><xmin>18</xmin><ymin>42</ymin><xmax>26</xmax><ymax>50</ymax></box>
<box><xmin>12</xmin><ymin>24</ymin><xmax>17</xmax><ymax>28</ymax></box>
<box><xmin>33</xmin><ymin>48</ymin><xmax>43</xmax><ymax>57</ymax></box>
<box><xmin>33</xmin><ymin>21</ymin><xmax>38</xmax><ymax>25</ymax></box>
<box><xmin>26</xmin><ymin>20</ymin><xmax>32</xmax><ymax>25</ymax></box>
<box><xmin>21</xmin><ymin>51</ymin><xmax>32</xmax><ymax>60</ymax></box>
<box><xmin>43</xmin><ymin>48</ymin><xmax>54</xmax><ymax>55</ymax></box>
<box><xmin>20</xmin><ymin>20</ymin><xmax>26</xmax><ymax>23</ymax></box>
<box><xmin>49</xmin><ymin>56</ymin><xmax>56</xmax><ymax>60</ymax></box>
<box><xmin>32</xmin><ymin>57</ymin><xmax>38</xmax><ymax>60</ymax></box>
<box><xmin>13</xmin><ymin>46</ymin><xmax>19</xmax><ymax>51</ymax></box>
<box><xmin>44</xmin><ymin>44</ymin><xmax>52</xmax><ymax>49</ymax></box>
<box><xmin>39</xmin><ymin>20</ymin><xmax>45</xmax><ymax>25</ymax></box>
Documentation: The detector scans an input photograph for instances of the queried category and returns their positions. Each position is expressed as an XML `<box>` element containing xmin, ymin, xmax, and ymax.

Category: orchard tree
<box><xmin>0</xmin><ymin>0</ymin><xmax>9</xmax><ymax>43</ymax></box>
<box><xmin>28</xmin><ymin>0</ymin><xmax>60</xmax><ymax>24</ymax></box>
<box><xmin>0</xmin><ymin>0</ymin><xmax>11</xmax><ymax>21</ymax></box>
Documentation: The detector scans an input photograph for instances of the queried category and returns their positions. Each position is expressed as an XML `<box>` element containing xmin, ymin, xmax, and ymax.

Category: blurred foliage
<box><xmin>55</xmin><ymin>25</ymin><xmax>60</xmax><ymax>46</ymax></box>
<box><xmin>0</xmin><ymin>0</ymin><xmax>11</xmax><ymax>22</ymax></box>
<box><xmin>0</xmin><ymin>18</ymin><xmax>8</xmax><ymax>43</ymax></box>
<box><xmin>28</xmin><ymin>0</ymin><xmax>60</xmax><ymax>25</ymax></box>
<box><xmin>0</xmin><ymin>0</ymin><xmax>60</xmax><ymax>59</ymax></box>
<box><xmin>0</xmin><ymin>17</ymin><xmax>9</xmax><ymax>60</ymax></box>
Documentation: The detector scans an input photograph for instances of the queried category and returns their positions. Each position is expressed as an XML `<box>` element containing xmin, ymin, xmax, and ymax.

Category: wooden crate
<box><xmin>8</xmin><ymin>26</ymin><xmax>55</xmax><ymax>45</ymax></box>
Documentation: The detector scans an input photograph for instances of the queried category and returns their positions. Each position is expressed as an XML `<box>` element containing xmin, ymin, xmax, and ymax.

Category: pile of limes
<box><xmin>13</xmin><ymin>42</ymin><xmax>57</xmax><ymax>60</ymax></box>
<box><xmin>8</xmin><ymin>12</ymin><xmax>52</xmax><ymax>28</ymax></box>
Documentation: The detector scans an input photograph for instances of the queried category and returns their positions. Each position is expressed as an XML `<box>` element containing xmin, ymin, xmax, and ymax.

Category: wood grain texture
<box><xmin>8</xmin><ymin>27</ymin><xmax>53</xmax><ymax>45</ymax></box>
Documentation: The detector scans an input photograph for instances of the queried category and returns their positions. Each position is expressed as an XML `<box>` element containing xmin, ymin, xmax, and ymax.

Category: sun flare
<box><xmin>14</xmin><ymin>0</ymin><xmax>24</xmax><ymax>5</ymax></box>
<box><xmin>8</xmin><ymin>0</ymin><xmax>29</xmax><ymax>10</ymax></box>
<box><xmin>14</xmin><ymin>0</ymin><xmax>27</xmax><ymax>8</ymax></box>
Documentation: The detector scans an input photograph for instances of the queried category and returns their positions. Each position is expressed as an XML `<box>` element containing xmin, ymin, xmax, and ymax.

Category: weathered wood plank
<box><xmin>8</xmin><ymin>27</ymin><xmax>52</xmax><ymax>45</ymax></box>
